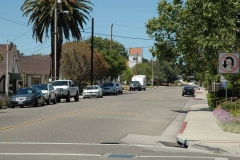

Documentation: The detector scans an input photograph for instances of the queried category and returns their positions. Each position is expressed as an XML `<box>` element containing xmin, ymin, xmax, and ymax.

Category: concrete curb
<box><xmin>176</xmin><ymin>135</ymin><xmax>229</xmax><ymax>154</ymax></box>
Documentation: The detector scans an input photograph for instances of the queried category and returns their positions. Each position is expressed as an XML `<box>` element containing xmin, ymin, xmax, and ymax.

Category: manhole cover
<box><xmin>108</xmin><ymin>154</ymin><xmax>135</xmax><ymax>158</ymax></box>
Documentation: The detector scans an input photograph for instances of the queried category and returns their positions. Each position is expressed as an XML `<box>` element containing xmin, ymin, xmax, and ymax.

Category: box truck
<box><xmin>131</xmin><ymin>75</ymin><xmax>146</xmax><ymax>91</ymax></box>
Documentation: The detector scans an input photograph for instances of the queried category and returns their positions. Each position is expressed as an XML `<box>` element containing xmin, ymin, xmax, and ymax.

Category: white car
<box><xmin>193</xmin><ymin>82</ymin><xmax>200</xmax><ymax>90</ymax></box>
<box><xmin>31</xmin><ymin>84</ymin><xmax>57</xmax><ymax>105</ymax></box>
<box><xmin>82</xmin><ymin>85</ymin><xmax>103</xmax><ymax>98</ymax></box>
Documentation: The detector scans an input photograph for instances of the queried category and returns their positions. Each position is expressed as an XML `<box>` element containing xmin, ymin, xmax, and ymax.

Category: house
<box><xmin>19</xmin><ymin>55</ymin><xmax>51</xmax><ymax>88</ymax></box>
<box><xmin>0</xmin><ymin>43</ymin><xmax>51</xmax><ymax>96</ymax></box>
<box><xmin>0</xmin><ymin>44</ymin><xmax>22</xmax><ymax>95</ymax></box>
<box><xmin>128</xmin><ymin>47</ymin><xmax>143</xmax><ymax>68</ymax></box>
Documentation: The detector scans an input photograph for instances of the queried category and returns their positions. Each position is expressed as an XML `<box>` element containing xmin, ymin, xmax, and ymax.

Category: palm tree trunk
<box><xmin>57</xmin><ymin>23</ymin><xmax>63</xmax><ymax>80</ymax></box>
<box><xmin>51</xmin><ymin>20</ymin><xmax>55</xmax><ymax>81</ymax></box>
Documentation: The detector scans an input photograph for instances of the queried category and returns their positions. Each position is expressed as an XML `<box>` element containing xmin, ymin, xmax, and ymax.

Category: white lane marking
<box><xmin>139</xmin><ymin>156</ymin><xmax>228</xmax><ymax>159</ymax></box>
<box><xmin>0</xmin><ymin>142</ymin><xmax>169</xmax><ymax>148</ymax></box>
<box><xmin>0</xmin><ymin>153</ymin><xmax>101</xmax><ymax>156</ymax></box>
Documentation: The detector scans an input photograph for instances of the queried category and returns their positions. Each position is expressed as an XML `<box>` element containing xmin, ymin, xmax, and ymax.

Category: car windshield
<box><xmin>184</xmin><ymin>87</ymin><xmax>194</xmax><ymax>90</ymax></box>
<box><xmin>51</xmin><ymin>81</ymin><xmax>68</xmax><ymax>86</ymax></box>
<box><xmin>16</xmin><ymin>88</ymin><xmax>36</xmax><ymax>95</ymax></box>
<box><xmin>131</xmin><ymin>81</ymin><xmax>139</xmax><ymax>84</ymax></box>
<box><xmin>103</xmin><ymin>83</ymin><xmax>113</xmax><ymax>87</ymax></box>
<box><xmin>32</xmin><ymin>84</ymin><xmax>48</xmax><ymax>90</ymax></box>
<box><xmin>86</xmin><ymin>86</ymin><xmax>98</xmax><ymax>89</ymax></box>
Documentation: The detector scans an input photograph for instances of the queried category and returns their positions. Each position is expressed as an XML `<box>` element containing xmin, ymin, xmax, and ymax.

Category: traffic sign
<box><xmin>218</xmin><ymin>53</ymin><xmax>240</xmax><ymax>74</ymax></box>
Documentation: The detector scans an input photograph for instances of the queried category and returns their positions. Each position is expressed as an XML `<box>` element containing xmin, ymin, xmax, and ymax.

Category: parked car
<box><xmin>11</xmin><ymin>87</ymin><xmax>45</xmax><ymax>108</ymax></box>
<box><xmin>116</xmin><ymin>82</ymin><xmax>123</xmax><ymax>94</ymax></box>
<box><xmin>31</xmin><ymin>84</ymin><xmax>57</xmax><ymax>105</ymax></box>
<box><xmin>129</xmin><ymin>81</ymin><xmax>142</xmax><ymax>91</ymax></box>
<box><xmin>51</xmin><ymin>80</ymin><xmax>79</xmax><ymax>102</ymax></box>
<box><xmin>101</xmin><ymin>82</ymin><xmax>118</xmax><ymax>95</ymax></box>
<box><xmin>82</xmin><ymin>85</ymin><xmax>103</xmax><ymax>98</ymax></box>
<box><xmin>193</xmin><ymin>82</ymin><xmax>200</xmax><ymax>90</ymax></box>
<box><xmin>182</xmin><ymin>86</ymin><xmax>195</xmax><ymax>97</ymax></box>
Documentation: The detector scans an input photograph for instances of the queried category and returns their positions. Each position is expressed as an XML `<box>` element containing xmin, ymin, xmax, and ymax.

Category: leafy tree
<box><xmin>84</xmin><ymin>36</ymin><xmax>128</xmax><ymax>58</ymax></box>
<box><xmin>121</xmin><ymin>68</ymin><xmax>134</xmax><ymax>84</ymax></box>
<box><xmin>146</xmin><ymin>0</ymin><xmax>239</xmax><ymax>85</ymax></box>
<box><xmin>60</xmin><ymin>42</ymin><xmax>109</xmax><ymax>85</ymax></box>
<box><xmin>132</xmin><ymin>63</ymin><xmax>151</xmax><ymax>82</ymax></box>
<box><xmin>0</xmin><ymin>53</ymin><xmax>3</xmax><ymax>63</ymax></box>
<box><xmin>21</xmin><ymin>0</ymin><xmax>93</xmax><ymax>80</ymax></box>
<box><xmin>84</xmin><ymin>36</ymin><xmax>128</xmax><ymax>80</ymax></box>
<box><xmin>101</xmin><ymin>50</ymin><xmax>127</xmax><ymax>80</ymax></box>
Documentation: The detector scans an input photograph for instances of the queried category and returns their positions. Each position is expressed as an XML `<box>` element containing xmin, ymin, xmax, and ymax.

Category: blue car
<box><xmin>101</xmin><ymin>82</ymin><xmax>118</xmax><ymax>95</ymax></box>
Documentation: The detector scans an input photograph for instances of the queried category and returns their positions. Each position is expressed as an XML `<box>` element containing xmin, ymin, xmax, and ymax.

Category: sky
<box><xmin>0</xmin><ymin>0</ymin><xmax>160</xmax><ymax>60</ymax></box>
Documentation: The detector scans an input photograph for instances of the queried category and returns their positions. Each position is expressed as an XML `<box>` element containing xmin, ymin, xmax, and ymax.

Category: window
<box><xmin>33</xmin><ymin>79</ymin><xmax>40</xmax><ymax>84</ymax></box>
<box><xmin>133</xmin><ymin>57</ymin><xmax>137</xmax><ymax>60</ymax></box>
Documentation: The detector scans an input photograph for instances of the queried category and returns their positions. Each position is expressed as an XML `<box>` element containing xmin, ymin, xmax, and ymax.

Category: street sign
<box><xmin>218</xmin><ymin>53</ymin><xmax>240</xmax><ymax>74</ymax></box>
<box><xmin>222</xmin><ymin>82</ymin><xmax>226</xmax><ymax>88</ymax></box>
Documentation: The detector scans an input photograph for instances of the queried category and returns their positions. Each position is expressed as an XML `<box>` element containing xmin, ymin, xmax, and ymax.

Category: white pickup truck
<box><xmin>51</xmin><ymin>80</ymin><xmax>79</xmax><ymax>102</ymax></box>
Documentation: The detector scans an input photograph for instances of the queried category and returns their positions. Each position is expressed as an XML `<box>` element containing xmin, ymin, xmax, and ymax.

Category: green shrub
<box><xmin>207</xmin><ymin>92</ymin><xmax>224</xmax><ymax>110</ymax></box>
<box><xmin>4</xmin><ymin>96</ymin><xmax>11</xmax><ymax>108</ymax></box>
<box><xmin>221</xmin><ymin>102</ymin><xmax>240</xmax><ymax>111</ymax></box>
<box><xmin>230</xmin><ymin>109</ymin><xmax>240</xmax><ymax>118</ymax></box>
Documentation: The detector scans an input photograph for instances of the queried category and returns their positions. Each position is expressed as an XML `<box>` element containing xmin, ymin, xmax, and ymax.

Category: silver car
<box><xmin>31</xmin><ymin>84</ymin><xmax>57</xmax><ymax>105</ymax></box>
<box><xmin>82</xmin><ymin>85</ymin><xmax>103</xmax><ymax>98</ymax></box>
<box><xmin>116</xmin><ymin>82</ymin><xmax>123</xmax><ymax>94</ymax></box>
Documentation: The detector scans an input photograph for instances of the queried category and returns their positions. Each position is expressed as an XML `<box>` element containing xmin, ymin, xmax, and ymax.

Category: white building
<box><xmin>128</xmin><ymin>48</ymin><xmax>142</xmax><ymax>68</ymax></box>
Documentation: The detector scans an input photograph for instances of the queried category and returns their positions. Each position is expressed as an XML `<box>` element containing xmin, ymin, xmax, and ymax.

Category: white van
<box><xmin>131</xmin><ymin>75</ymin><xmax>146</xmax><ymax>91</ymax></box>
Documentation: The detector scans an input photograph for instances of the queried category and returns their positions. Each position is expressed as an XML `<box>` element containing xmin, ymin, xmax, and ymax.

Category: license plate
<box><xmin>187</xmin><ymin>92</ymin><xmax>190</xmax><ymax>94</ymax></box>
<box><xmin>18</xmin><ymin>101</ymin><xmax>23</xmax><ymax>104</ymax></box>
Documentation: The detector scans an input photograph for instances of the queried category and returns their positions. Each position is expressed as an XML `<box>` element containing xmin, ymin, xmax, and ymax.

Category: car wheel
<box><xmin>97</xmin><ymin>92</ymin><xmax>100</xmax><ymax>98</ymax></box>
<box><xmin>66</xmin><ymin>92</ymin><xmax>71</xmax><ymax>102</ymax></box>
<box><xmin>47</xmin><ymin>96</ymin><xmax>51</xmax><ymax>105</ymax></box>
<box><xmin>20</xmin><ymin>106</ymin><xmax>24</xmax><ymax>108</ymax></box>
<box><xmin>74</xmin><ymin>92</ymin><xmax>79</xmax><ymax>102</ymax></box>
<box><xmin>52</xmin><ymin>96</ymin><xmax>57</xmax><ymax>104</ymax></box>
<box><xmin>41</xmin><ymin>98</ymin><xmax>45</xmax><ymax>106</ymax></box>
<box><xmin>11</xmin><ymin>106</ymin><xmax>15</xmax><ymax>108</ymax></box>
<box><xmin>193</xmin><ymin>94</ymin><xmax>195</xmax><ymax>97</ymax></box>
<box><xmin>182</xmin><ymin>94</ymin><xmax>184</xmax><ymax>96</ymax></box>
<box><xmin>34</xmin><ymin>98</ymin><xmax>38</xmax><ymax>107</ymax></box>
<box><xmin>57</xmin><ymin>97</ymin><xmax>61</xmax><ymax>103</ymax></box>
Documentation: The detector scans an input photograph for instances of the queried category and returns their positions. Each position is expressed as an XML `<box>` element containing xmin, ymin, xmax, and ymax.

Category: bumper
<box><xmin>11</xmin><ymin>100</ymin><xmax>34</xmax><ymax>106</ymax></box>
<box><xmin>102</xmin><ymin>90</ymin><xmax>114</xmax><ymax>94</ymax></box>
<box><xmin>83</xmin><ymin>93</ymin><xmax>98</xmax><ymax>98</ymax></box>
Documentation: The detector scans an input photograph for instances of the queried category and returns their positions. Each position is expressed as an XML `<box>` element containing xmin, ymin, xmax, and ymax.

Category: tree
<box><xmin>21</xmin><ymin>0</ymin><xmax>93</xmax><ymax>80</ymax></box>
<box><xmin>60</xmin><ymin>42</ymin><xmax>109</xmax><ymax>85</ymax></box>
<box><xmin>132</xmin><ymin>63</ymin><xmax>151</xmax><ymax>82</ymax></box>
<box><xmin>0</xmin><ymin>53</ymin><xmax>3</xmax><ymax>63</ymax></box>
<box><xmin>146</xmin><ymin>0</ymin><xmax>239</xmax><ymax>84</ymax></box>
<box><xmin>84</xmin><ymin>36</ymin><xmax>128</xmax><ymax>58</ymax></box>
<box><xmin>84</xmin><ymin>36</ymin><xmax>128</xmax><ymax>80</ymax></box>
<box><xmin>121</xmin><ymin>68</ymin><xmax>134</xmax><ymax>85</ymax></box>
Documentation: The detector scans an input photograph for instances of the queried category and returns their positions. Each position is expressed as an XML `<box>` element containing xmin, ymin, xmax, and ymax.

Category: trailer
<box><xmin>132</xmin><ymin>75</ymin><xmax>146</xmax><ymax>91</ymax></box>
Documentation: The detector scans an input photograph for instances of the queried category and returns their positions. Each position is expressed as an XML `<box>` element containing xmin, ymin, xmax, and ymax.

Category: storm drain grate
<box><xmin>108</xmin><ymin>154</ymin><xmax>135</xmax><ymax>158</ymax></box>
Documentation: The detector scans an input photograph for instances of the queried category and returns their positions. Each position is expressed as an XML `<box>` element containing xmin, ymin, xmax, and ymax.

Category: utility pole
<box><xmin>151</xmin><ymin>57</ymin><xmax>154</xmax><ymax>89</ymax></box>
<box><xmin>136</xmin><ymin>52</ymin><xmax>138</xmax><ymax>75</ymax></box>
<box><xmin>110</xmin><ymin>23</ymin><xmax>113</xmax><ymax>50</ymax></box>
<box><xmin>5</xmin><ymin>40</ymin><xmax>9</xmax><ymax>96</ymax></box>
<box><xmin>54</xmin><ymin>0</ymin><xmax>58</xmax><ymax>81</ymax></box>
<box><xmin>91</xmin><ymin>18</ymin><xmax>94</xmax><ymax>85</ymax></box>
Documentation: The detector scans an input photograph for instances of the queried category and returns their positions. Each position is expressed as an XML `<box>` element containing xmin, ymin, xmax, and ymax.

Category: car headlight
<box><xmin>26</xmin><ymin>97</ymin><xmax>33</xmax><ymax>100</ymax></box>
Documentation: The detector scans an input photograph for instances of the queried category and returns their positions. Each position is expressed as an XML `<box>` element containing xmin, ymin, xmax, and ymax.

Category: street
<box><xmin>0</xmin><ymin>86</ymin><xmax>237</xmax><ymax>160</ymax></box>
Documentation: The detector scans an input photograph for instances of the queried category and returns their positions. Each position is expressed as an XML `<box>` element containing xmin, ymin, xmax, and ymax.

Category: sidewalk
<box><xmin>176</xmin><ymin>88</ymin><xmax>240</xmax><ymax>156</ymax></box>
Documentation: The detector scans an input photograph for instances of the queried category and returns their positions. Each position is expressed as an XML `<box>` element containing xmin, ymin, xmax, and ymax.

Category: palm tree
<box><xmin>21</xmin><ymin>0</ymin><xmax>93</xmax><ymax>80</ymax></box>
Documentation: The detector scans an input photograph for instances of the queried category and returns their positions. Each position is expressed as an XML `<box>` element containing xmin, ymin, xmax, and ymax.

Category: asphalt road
<box><xmin>0</xmin><ymin>86</ymin><xmax>238</xmax><ymax>160</ymax></box>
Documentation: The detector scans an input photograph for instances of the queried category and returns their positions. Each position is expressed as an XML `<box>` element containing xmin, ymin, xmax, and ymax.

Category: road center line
<box><xmin>0</xmin><ymin>101</ymin><xmax>120</xmax><ymax>132</ymax></box>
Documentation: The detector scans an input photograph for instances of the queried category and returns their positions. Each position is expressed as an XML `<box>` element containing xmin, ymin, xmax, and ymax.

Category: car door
<box><xmin>35</xmin><ymin>88</ymin><xmax>42</xmax><ymax>104</ymax></box>
<box><xmin>49</xmin><ymin>85</ymin><xmax>55</xmax><ymax>99</ymax></box>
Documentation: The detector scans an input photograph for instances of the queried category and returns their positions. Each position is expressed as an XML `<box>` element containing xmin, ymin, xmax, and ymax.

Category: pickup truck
<box><xmin>51</xmin><ymin>80</ymin><xmax>79</xmax><ymax>102</ymax></box>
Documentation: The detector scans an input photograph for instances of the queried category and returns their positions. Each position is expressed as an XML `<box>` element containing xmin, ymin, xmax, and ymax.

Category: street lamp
<box><xmin>54</xmin><ymin>0</ymin><xmax>69</xmax><ymax>81</ymax></box>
